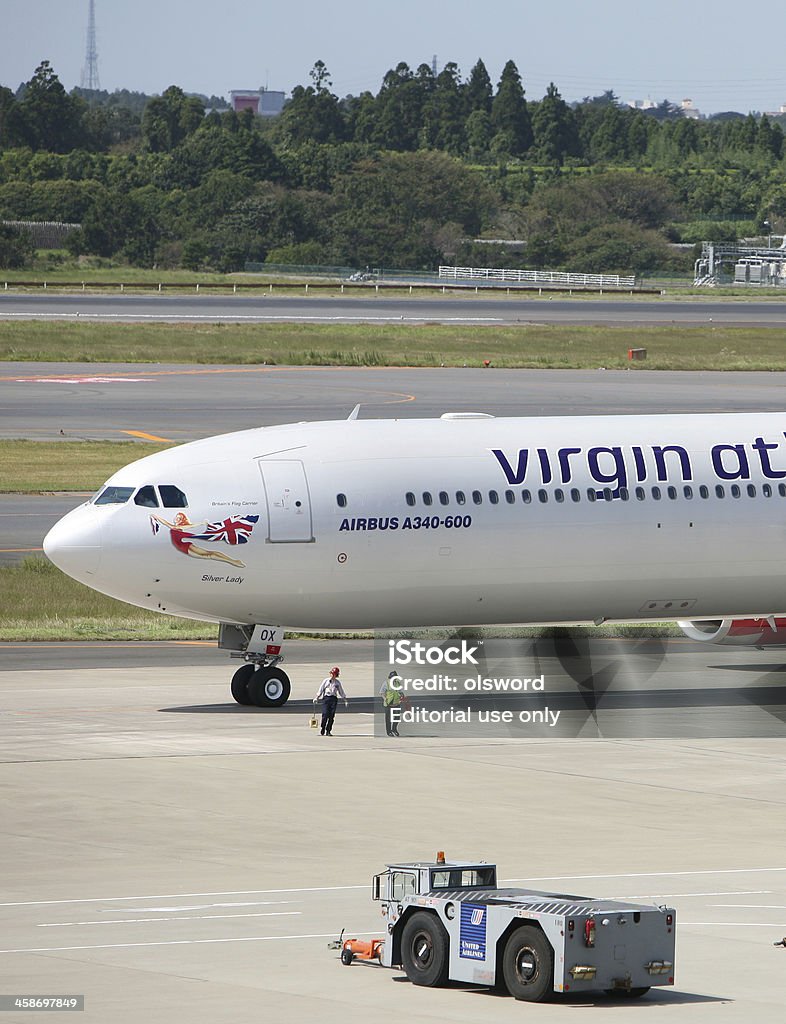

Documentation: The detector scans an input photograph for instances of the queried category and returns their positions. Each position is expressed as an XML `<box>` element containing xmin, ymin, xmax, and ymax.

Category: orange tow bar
<box><xmin>329</xmin><ymin>930</ymin><xmax>385</xmax><ymax>966</ymax></box>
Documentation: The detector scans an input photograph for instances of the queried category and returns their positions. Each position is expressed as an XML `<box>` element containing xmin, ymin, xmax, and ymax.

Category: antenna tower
<box><xmin>431</xmin><ymin>54</ymin><xmax>438</xmax><ymax>77</ymax></box>
<box><xmin>80</xmin><ymin>0</ymin><xmax>100</xmax><ymax>91</ymax></box>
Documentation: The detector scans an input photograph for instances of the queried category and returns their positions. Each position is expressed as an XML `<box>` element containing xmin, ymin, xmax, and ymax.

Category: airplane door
<box><xmin>258</xmin><ymin>460</ymin><xmax>314</xmax><ymax>543</ymax></box>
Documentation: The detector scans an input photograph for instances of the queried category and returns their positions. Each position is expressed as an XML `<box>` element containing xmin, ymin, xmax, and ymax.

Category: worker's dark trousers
<box><xmin>321</xmin><ymin>695</ymin><xmax>338</xmax><ymax>734</ymax></box>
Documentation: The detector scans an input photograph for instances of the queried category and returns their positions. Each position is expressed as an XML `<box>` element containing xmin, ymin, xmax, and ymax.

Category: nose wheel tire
<box><xmin>248</xmin><ymin>666</ymin><xmax>291</xmax><ymax>707</ymax></box>
<box><xmin>400</xmin><ymin>912</ymin><xmax>449</xmax><ymax>987</ymax></box>
<box><xmin>230</xmin><ymin>664</ymin><xmax>256</xmax><ymax>705</ymax></box>
<box><xmin>502</xmin><ymin>925</ymin><xmax>553</xmax><ymax>1002</ymax></box>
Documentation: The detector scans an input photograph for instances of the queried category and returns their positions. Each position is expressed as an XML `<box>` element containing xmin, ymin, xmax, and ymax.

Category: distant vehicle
<box><xmin>347</xmin><ymin>271</ymin><xmax>375</xmax><ymax>282</ymax></box>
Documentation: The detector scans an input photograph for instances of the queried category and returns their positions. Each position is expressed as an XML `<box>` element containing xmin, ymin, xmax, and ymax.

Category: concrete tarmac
<box><xmin>2</xmin><ymin>640</ymin><xmax>786</xmax><ymax>1022</ymax></box>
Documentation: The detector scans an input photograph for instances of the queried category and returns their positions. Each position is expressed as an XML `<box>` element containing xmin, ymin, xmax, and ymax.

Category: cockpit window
<box><xmin>159</xmin><ymin>485</ymin><xmax>188</xmax><ymax>508</ymax></box>
<box><xmin>134</xmin><ymin>485</ymin><xmax>159</xmax><ymax>508</ymax></box>
<box><xmin>95</xmin><ymin>486</ymin><xmax>134</xmax><ymax>505</ymax></box>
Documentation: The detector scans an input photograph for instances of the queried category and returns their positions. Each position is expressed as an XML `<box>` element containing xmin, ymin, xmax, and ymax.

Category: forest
<box><xmin>1</xmin><ymin>58</ymin><xmax>785</xmax><ymax>274</ymax></box>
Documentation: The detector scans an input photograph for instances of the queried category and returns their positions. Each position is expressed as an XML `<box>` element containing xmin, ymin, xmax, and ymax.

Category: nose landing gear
<box><xmin>230</xmin><ymin>661</ymin><xmax>291</xmax><ymax>708</ymax></box>
<box><xmin>221</xmin><ymin>623</ymin><xmax>292</xmax><ymax>708</ymax></box>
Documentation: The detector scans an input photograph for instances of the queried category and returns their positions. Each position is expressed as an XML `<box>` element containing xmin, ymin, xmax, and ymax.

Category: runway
<box><xmin>2</xmin><ymin>291</ymin><xmax>786</xmax><ymax>325</ymax></box>
<box><xmin>2</xmin><ymin>639</ymin><xmax>786</xmax><ymax>1022</ymax></box>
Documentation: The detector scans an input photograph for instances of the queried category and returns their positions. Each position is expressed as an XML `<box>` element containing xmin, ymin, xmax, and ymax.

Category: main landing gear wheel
<box><xmin>230</xmin><ymin>664</ymin><xmax>255</xmax><ymax>705</ymax></box>
<box><xmin>247</xmin><ymin>666</ymin><xmax>291</xmax><ymax>708</ymax></box>
<box><xmin>400</xmin><ymin>912</ymin><xmax>450</xmax><ymax>987</ymax></box>
<box><xmin>502</xmin><ymin>925</ymin><xmax>554</xmax><ymax>1002</ymax></box>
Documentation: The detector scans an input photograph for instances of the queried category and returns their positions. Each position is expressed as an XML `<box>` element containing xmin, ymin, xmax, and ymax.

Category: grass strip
<box><xmin>0</xmin><ymin>556</ymin><xmax>214</xmax><ymax>641</ymax></box>
<box><xmin>3</xmin><ymin>320</ymin><xmax>786</xmax><ymax>370</ymax></box>
<box><xmin>0</xmin><ymin>440</ymin><xmax>172</xmax><ymax>493</ymax></box>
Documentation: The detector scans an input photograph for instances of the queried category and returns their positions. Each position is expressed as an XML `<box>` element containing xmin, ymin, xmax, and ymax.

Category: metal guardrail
<box><xmin>439</xmin><ymin>265</ymin><xmax>636</xmax><ymax>289</ymax></box>
<box><xmin>0</xmin><ymin>278</ymin><xmax>660</xmax><ymax>296</ymax></box>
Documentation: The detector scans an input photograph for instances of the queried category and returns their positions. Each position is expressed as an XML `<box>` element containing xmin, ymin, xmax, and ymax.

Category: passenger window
<box><xmin>134</xmin><ymin>485</ymin><xmax>159</xmax><ymax>508</ymax></box>
<box><xmin>635</xmin><ymin>487</ymin><xmax>645</xmax><ymax>501</ymax></box>
<box><xmin>715</xmin><ymin>484</ymin><xmax>725</xmax><ymax>498</ymax></box>
<box><xmin>505</xmin><ymin>490</ymin><xmax>515</xmax><ymax>504</ymax></box>
<box><xmin>159</xmin><ymin>485</ymin><xmax>188</xmax><ymax>508</ymax></box>
<box><xmin>555</xmin><ymin>488</ymin><xmax>564</xmax><ymax>503</ymax></box>
<box><xmin>602</xmin><ymin>487</ymin><xmax>613</xmax><ymax>501</ymax></box>
<box><xmin>472</xmin><ymin>490</ymin><xmax>483</xmax><ymax>505</ymax></box>
<box><xmin>336</xmin><ymin>493</ymin><xmax>347</xmax><ymax>508</ymax></box>
<box><xmin>586</xmin><ymin>488</ymin><xmax>596</xmax><ymax>503</ymax></box>
<box><xmin>652</xmin><ymin>486</ymin><xmax>662</xmax><ymax>500</ymax></box>
<box><xmin>571</xmin><ymin>488</ymin><xmax>580</xmax><ymax>502</ymax></box>
<box><xmin>439</xmin><ymin>491</ymin><xmax>449</xmax><ymax>506</ymax></box>
<box><xmin>95</xmin><ymin>486</ymin><xmax>134</xmax><ymax>505</ymax></box>
<box><xmin>619</xmin><ymin>487</ymin><xmax>629</xmax><ymax>501</ymax></box>
<box><xmin>779</xmin><ymin>484</ymin><xmax>786</xmax><ymax>497</ymax></box>
<box><xmin>747</xmin><ymin>484</ymin><xmax>756</xmax><ymax>497</ymax></box>
<box><xmin>489</xmin><ymin>490</ymin><xmax>499</xmax><ymax>505</ymax></box>
<box><xmin>667</xmin><ymin>486</ymin><xmax>677</xmax><ymax>499</ymax></box>
<box><xmin>422</xmin><ymin>492</ymin><xmax>433</xmax><ymax>506</ymax></box>
<box><xmin>538</xmin><ymin>489</ymin><xmax>548</xmax><ymax>503</ymax></box>
<box><xmin>764</xmin><ymin>484</ymin><xmax>773</xmax><ymax>497</ymax></box>
<box><xmin>456</xmin><ymin>491</ymin><xmax>466</xmax><ymax>505</ymax></box>
<box><xmin>406</xmin><ymin>492</ymin><xmax>416</xmax><ymax>507</ymax></box>
<box><xmin>699</xmin><ymin>485</ymin><xmax>709</xmax><ymax>498</ymax></box>
<box><xmin>731</xmin><ymin>484</ymin><xmax>741</xmax><ymax>498</ymax></box>
<box><xmin>684</xmin><ymin>486</ymin><xmax>693</xmax><ymax>499</ymax></box>
<box><xmin>521</xmin><ymin>489</ymin><xmax>531</xmax><ymax>504</ymax></box>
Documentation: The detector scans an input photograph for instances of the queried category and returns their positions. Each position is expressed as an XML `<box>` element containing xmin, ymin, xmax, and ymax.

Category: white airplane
<box><xmin>43</xmin><ymin>410</ymin><xmax>786</xmax><ymax>707</ymax></box>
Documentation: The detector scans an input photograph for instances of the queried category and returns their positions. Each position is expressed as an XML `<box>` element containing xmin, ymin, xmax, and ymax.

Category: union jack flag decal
<box><xmin>191</xmin><ymin>515</ymin><xmax>259</xmax><ymax>545</ymax></box>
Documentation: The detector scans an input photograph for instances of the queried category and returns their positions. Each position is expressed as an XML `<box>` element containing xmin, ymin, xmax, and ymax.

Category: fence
<box><xmin>2</xmin><ymin>220</ymin><xmax>81</xmax><ymax>248</ymax></box>
<box><xmin>438</xmin><ymin>265</ymin><xmax>636</xmax><ymax>289</ymax></box>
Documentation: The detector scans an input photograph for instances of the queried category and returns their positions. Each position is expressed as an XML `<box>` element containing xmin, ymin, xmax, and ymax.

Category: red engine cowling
<box><xmin>677</xmin><ymin>618</ymin><xmax>786</xmax><ymax>646</ymax></box>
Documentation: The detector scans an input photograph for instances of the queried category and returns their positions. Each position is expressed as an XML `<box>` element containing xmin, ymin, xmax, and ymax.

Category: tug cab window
<box><xmin>159</xmin><ymin>485</ymin><xmax>188</xmax><ymax>508</ymax></box>
<box><xmin>95</xmin><ymin>486</ymin><xmax>134</xmax><ymax>505</ymax></box>
<box><xmin>134</xmin><ymin>486</ymin><xmax>159</xmax><ymax>508</ymax></box>
<box><xmin>390</xmin><ymin>871</ymin><xmax>417</xmax><ymax>902</ymax></box>
<box><xmin>430</xmin><ymin>866</ymin><xmax>496</xmax><ymax>889</ymax></box>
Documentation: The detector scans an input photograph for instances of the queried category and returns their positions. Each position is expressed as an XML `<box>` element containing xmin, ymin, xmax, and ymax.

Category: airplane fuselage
<box><xmin>44</xmin><ymin>412</ymin><xmax>786</xmax><ymax>631</ymax></box>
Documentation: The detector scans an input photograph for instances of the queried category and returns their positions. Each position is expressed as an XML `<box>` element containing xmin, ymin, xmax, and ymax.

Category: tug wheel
<box><xmin>502</xmin><ymin>925</ymin><xmax>553</xmax><ymax>1002</ymax></box>
<box><xmin>401</xmin><ymin>912</ymin><xmax>449</xmax><ymax>987</ymax></box>
<box><xmin>340</xmin><ymin>948</ymin><xmax>354</xmax><ymax>966</ymax></box>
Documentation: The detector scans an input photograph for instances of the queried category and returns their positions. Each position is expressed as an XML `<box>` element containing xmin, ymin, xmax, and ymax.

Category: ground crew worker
<box><xmin>379</xmin><ymin>670</ymin><xmax>403</xmax><ymax>737</ymax></box>
<box><xmin>314</xmin><ymin>666</ymin><xmax>347</xmax><ymax>736</ymax></box>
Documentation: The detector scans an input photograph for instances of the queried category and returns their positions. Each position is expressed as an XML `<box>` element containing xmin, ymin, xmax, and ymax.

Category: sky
<box><xmin>2</xmin><ymin>0</ymin><xmax>785</xmax><ymax>116</ymax></box>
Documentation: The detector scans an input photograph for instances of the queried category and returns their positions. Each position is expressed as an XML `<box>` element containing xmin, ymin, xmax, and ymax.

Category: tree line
<box><xmin>1</xmin><ymin>58</ymin><xmax>785</xmax><ymax>273</ymax></box>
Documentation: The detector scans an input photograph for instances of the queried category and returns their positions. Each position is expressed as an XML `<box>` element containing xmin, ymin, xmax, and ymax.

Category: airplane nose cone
<box><xmin>43</xmin><ymin>509</ymin><xmax>102</xmax><ymax>579</ymax></box>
